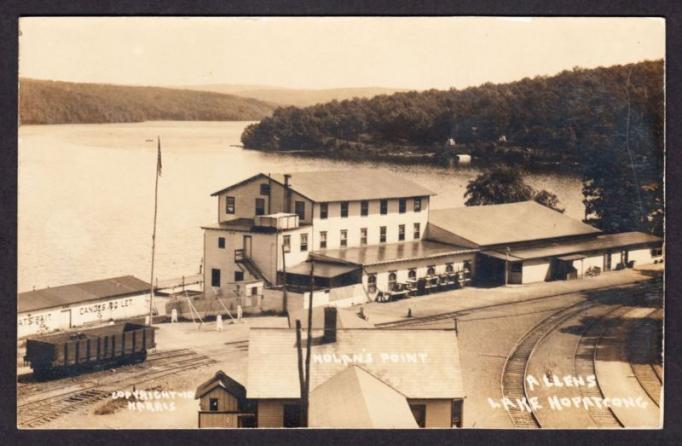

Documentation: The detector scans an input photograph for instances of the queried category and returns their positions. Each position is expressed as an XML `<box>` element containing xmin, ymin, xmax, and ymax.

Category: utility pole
<box><xmin>295</xmin><ymin>319</ymin><xmax>305</xmax><ymax>425</ymax></box>
<box><xmin>281</xmin><ymin>242</ymin><xmax>289</xmax><ymax>315</ymax></box>
<box><xmin>148</xmin><ymin>136</ymin><xmax>162</xmax><ymax>326</ymax></box>
<box><xmin>302</xmin><ymin>259</ymin><xmax>315</xmax><ymax>427</ymax></box>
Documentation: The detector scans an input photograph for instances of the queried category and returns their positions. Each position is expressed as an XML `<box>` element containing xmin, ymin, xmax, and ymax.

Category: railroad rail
<box><xmin>17</xmin><ymin>348</ymin><xmax>216</xmax><ymax>428</ymax></box>
<box><xmin>500</xmin><ymin>300</ymin><xmax>599</xmax><ymax>428</ymax></box>
<box><xmin>573</xmin><ymin>306</ymin><xmax>632</xmax><ymax>428</ymax></box>
<box><xmin>627</xmin><ymin>309</ymin><xmax>663</xmax><ymax>407</ymax></box>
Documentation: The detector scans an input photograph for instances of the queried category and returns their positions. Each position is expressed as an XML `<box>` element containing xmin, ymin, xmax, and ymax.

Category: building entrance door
<box><xmin>243</xmin><ymin>235</ymin><xmax>252</xmax><ymax>258</ymax></box>
<box><xmin>603</xmin><ymin>252</ymin><xmax>612</xmax><ymax>271</ymax></box>
<box><xmin>61</xmin><ymin>309</ymin><xmax>72</xmax><ymax>329</ymax></box>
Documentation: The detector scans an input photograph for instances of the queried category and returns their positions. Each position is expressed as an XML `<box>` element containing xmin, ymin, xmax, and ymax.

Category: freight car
<box><xmin>24</xmin><ymin>322</ymin><xmax>156</xmax><ymax>379</ymax></box>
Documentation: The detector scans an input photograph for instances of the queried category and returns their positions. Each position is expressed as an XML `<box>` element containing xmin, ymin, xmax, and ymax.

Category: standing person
<box><xmin>216</xmin><ymin>314</ymin><xmax>223</xmax><ymax>331</ymax></box>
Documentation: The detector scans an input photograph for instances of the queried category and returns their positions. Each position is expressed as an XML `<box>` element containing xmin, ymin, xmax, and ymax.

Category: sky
<box><xmin>18</xmin><ymin>17</ymin><xmax>665</xmax><ymax>91</ymax></box>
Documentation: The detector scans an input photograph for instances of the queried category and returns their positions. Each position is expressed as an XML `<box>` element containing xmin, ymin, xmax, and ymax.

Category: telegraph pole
<box><xmin>148</xmin><ymin>136</ymin><xmax>162</xmax><ymax>326</ymax></box>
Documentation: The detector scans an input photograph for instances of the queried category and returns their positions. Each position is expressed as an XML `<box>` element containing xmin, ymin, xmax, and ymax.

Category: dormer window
<box><xmin>414</xmin><ymin>198</ymin><xmax>422</xmax><ymax>212</ymax></box>
<box><xmin>399</xmin><ymin>198</ymin><xmax>407</xmax><ymax>213</ymax></box>
<box><xmin>340</xmin><ymin>202</ymin><xmax>349</xmax><ymax>218</ymax></box>
<box><xmin>380</xmin><ymin>199</ymin><xmax>388</xmax><ymax>215</ymax></box>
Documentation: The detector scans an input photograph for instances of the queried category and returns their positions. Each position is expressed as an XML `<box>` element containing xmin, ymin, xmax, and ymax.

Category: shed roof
<box><xmin>212</xmin><ymin>170</ymin><xmax>436</xmax><ymax>202</ymax></box>
<box><xmin>286</xmin><ymin>261</ymin><xmax>360</xmax><ymax>278</ymax></box>
<box><xmin>311</xmin><ymin>240</ymin><xmax>475</xmax><ymax>267</ymax></box>
<box><xmin>309</xmin><ymin>365</ymin><xmax>418</xmax><ymax>428</ymax></box>
<box><xmin>483</xmin><ymin>231</ymin><xmax>662</xmax><ymax>261</ymax></box>
<box><xmin>18</xmin><ymin>276</ymin><xmax>151</xmax><ymax>313</ymax></box>
<box><xmin>246</xmin><ymin>327</ymin><xmax>465</xmax><ymax>400</ymax></box>
<box><xmin>195</xmin><ymin>370</ymin><xmax>247</xmax><ymax>401</ymax></box>
<box><xmin>428</xmin><ymin>201</ymin><xmax>601</xmax><ymax>247</ymax></box>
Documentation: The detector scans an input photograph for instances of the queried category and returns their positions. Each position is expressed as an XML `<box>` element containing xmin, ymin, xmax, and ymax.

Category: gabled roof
<box><xmin>212</xmin><ymin>170</ymin><xmax>436</xmax><ymax>202</ymax></box>
<box><xmin>195</xmin><ymin>370</ymin><xmax>247</xmax><ymax>401</ymax></box>
<box><xmin>309</xmin><ymin>365</ymin><xmax>418</xmax><ymax>428</ymax></box>
<box><xmin>18</xmin><ymin>276</ymin><xmax>151</xmax><ymax>313</ymax></box>
<box><xmin>247</xmin><ymin>327</ymin><xmax>465</xmax><ymax>400</ymax></box>
<box><xmin>428</xmin><ymin>201</ymin><xmax>601</xmax><ymax>247</ymax></box>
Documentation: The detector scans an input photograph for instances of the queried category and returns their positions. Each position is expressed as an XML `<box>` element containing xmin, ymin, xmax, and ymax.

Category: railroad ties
<box><xmin>17</xmin><ymin>348</ymin><xmax>216</xmax><ymax>428</ymax></box>
<box><xmin>501</xmin><ymin>300</ymin><xmax>597</xmax><ymax>428</ymax></box>
<box><xmin>627</xmin><ymin>309</ymin><xmax>663</xmax><ymax>407</ymax></box>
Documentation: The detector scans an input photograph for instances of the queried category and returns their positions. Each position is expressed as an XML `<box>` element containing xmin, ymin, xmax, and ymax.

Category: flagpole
<box><xmin>149</xmin><ymin>135</ymin><xmax>161</xmax><ymax>326</ymax></box>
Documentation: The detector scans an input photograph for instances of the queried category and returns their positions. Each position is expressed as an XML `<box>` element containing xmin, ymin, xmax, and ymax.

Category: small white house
<box><xmin>18</xmin><ymin>275</ymin><xmax>152</xmax><ymax>338</ymax></box>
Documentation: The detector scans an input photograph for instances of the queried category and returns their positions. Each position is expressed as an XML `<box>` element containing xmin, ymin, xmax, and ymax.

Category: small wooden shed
<box><xmin>195</xmin><ymin>370</ymin><xmax>255</xmax><ymax>428</ymax></box>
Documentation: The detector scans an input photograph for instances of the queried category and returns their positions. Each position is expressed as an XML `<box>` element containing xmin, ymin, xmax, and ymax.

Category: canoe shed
<box><xmin>428</xmin><ymin>201</ymin><xmax>663</xmax><ymax>285</ymax></box>
<box><xmin>18</xmin><ymin>276</ymin><xmax>152</xmax><ymax>338</ymax></box>
<box><xmin>195</xmin><ymin>371</ymin><xmax>256</xmax><ymax>428</ymax></box>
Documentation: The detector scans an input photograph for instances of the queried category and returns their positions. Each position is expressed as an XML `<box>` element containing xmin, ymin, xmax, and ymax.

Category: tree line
<box><xmin>242</xmin><ymin>60</ymin><xmax>663</xmax><ymax>236</ymax></box>
<box><xmin>20</xmin><ymin>79</ymin><xmax>276</xmax><ymax>125</ymax></box>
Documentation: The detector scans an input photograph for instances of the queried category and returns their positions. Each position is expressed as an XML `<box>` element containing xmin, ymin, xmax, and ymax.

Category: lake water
<box><xmin>18</xmin><ymin>121</ymin><xmax>584</xmax><ymax>291</ymax></box>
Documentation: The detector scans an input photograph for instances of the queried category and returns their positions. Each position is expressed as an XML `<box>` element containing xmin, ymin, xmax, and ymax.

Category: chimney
<box><xmin>283</xmin><ymin>174</ymin><xmax>292</xmax><ymax>213</ymax></box>
<box><xmin>323</xmin><ymin>306</ymin><xmax>337</xmax><ymax>343</ymax></box>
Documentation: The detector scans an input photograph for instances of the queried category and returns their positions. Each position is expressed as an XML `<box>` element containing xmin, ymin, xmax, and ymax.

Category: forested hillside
<box><xmin>19</xmin><ymin>79</ymin><xmax>276</xmax><ymax>125</ymax></box>
<box><xmin>241</xmin><ymin>60</ymin><xmax>663</xmax><ymax>168</ymax></box>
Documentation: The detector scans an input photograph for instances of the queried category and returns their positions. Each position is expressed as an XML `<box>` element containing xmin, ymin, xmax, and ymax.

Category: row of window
<box><xmin>224</xmin><ymin>195</ymin><xmax>423</xmax><ymax>220</ymax></box>
<box><xmin>320</xmin><ymin>198</ymin><xmax>422</xmax><ymax>219</ymax></box>
<box><xmin>319</xmin><ymin>223</ymin><xmax>420</xmax><ymax>249</ymax></box>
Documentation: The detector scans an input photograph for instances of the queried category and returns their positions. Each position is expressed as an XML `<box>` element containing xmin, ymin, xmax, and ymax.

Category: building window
<box><xmin>427</xmin><ymin>266</ymin><xmax>436</xmax><ymax>276</ymax></box>
<box><xmin>414</xmin><ymin>198</ymin><xmax>422</xmax><ymax>212</ymax></box>
<box><xmin>209</xmin><ymin>398</ymin><xmax>219</xmax><ymax>412</ymax></box>
<box><xmin>380</xmin><ymin>199</ymin><xmax>388</xmax><ymax>215</ymax></box>
<box><xmin>360</xmin><ymin>228</ymin><xmax>368</xmax><ymax>245</ymax></box>
<box><xmin>260</xmin><ymin>183</ymin><xmax>270</xmax><ymax>195</ymax></box>
<box><xmin>295</xmin><ymin>201</ymin><xmax>305</xmax><ymax>220</ymax></box>
<box><xmin>320</xmin><ymin>231</ymin><xmax>327</xmax><ymax>249</ymax></box>
<box><xmin>320</xmin><ymin>203</ymin><xmax>328</xmax><ymax>219</ymax></box>
<box><xmin>300</xmin><ymin>233</ymin><xmax>308</xmax><ymax>252</ymax></box>
<box><xmin>255</xmin><ymin>198</ymin><xmax>266</xmax><ymax>216</ymax></box>
<box><xmin>408</xmin><ymin>269</ymin><xmax>417</xmax><ymax>280</ymax></box>
<box><xmin>413</xmin><ymin>222</ymin><xmax>421</xmax><ymax>239</ymax></box>
<box><xmin>651</xmin><ymin>247</ymin><xmax>663</xmax><ymax>257</ymax></box>
<box><xmin>340</xmin><ymin>202</ymin><xmax>349</xmax><ymax>218</ymax></box>
<box><xmin>234</xmin><ymin>271</ymin><xmax>244</xmax><ymax>282</ymax></box>
<box><xmin>398</xmin><ymin>224</ymin><xmax>405</xmax><ymax>241</ymax></box>
<box><xmin>388</xmin><ymin>272</ymin><xmax>397</xmax><ymax>291</ymax></box>
<box><xmin>283</xmin><ymin>235</ymin><xmax>291</xmax><ymax>252</ymax></box>
<box><xmin>340</xmin><ymin>230</ymin><xmax>348</xmax><ymax>247</ymax></box>
<box><xmin>218</xmin><ymin>237</ymin><xmax>225</xmax><ymax>249</ymax></box>
<box><xmin>226</xmin><ymin>196</ymin><xmax>235</xmax><ymax>214</ymax></box>
<box><xmin>211</xmin><ymin>268</ymin><xmax>221</xmax><ymax>287</ymax></box>
<box><xmin>452</xmin><ymin>400</ymin><xmax>463</xmax><ymax>428</ymax></box>
<box><xmin>410</xmin><ymin>403</ymin><xmax>426</xmax><ymax>428</ymax></box>
<box><xmin>251</xmin><ymin>286</ymin><xmax>258</xmax><ymax>296</ymax></box>
<box><xmin>367</xmin><ymin>273</ymin><xmax>377</xmax><ymax>294</ymax></box>
<box><xmin>446</xmin><ymin>263</ymin><xmax>454</xmax><ymax>273</ymax></box>
<box><xmin>283</xmin><ymin>403</ymin><xmax>302</xmax><ymax>428</ymax></box>
<box><xmin>399</xmin><ymin>198</ymin><xmax>407</xmax><ymax>214</ymax></box>
<box><xmin>361</xmin><ymin>200</ymin><xmax>369</xmax><ymax>216</ymax></box>
<box><xmin>380</xmin><ymin>226</ymin><xmax>387</xmax><ymax>243</ymax></box>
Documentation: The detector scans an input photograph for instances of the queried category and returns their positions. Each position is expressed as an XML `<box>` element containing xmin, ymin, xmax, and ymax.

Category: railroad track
<box><xmin>17</xmin><ymin>348</ymin><xmax>217</xmax><ymax>428</ymax></box>
<box><xmin>500</xmin><ymin>300</ymin><xmax>599</xmax><ymax>428</ymax></box>
<box><xmin>627</xmin><ymin>309</ymin><xmax>663</xmax><ymax>407</ymax></box>
<box><xmin>572</xmin><ymin>306</ymin><xmax>632</xmax><ymax>428</ymax></box>
<box><xmin>375</xmin><ymin>278</ymin><xmax>662</xmax><ymax>329</ymax></box>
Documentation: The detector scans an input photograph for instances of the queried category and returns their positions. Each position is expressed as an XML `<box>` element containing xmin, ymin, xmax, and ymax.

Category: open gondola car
<box><xmin>24</xmin><ymin>322</ymin><xmax>156</xmax><ymax>380</ymax></box>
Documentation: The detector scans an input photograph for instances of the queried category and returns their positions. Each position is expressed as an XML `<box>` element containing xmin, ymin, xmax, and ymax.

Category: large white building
<box><xmin>202</xmin><ymin>170</ymin><xmax>663</xmax><ymax>306</ymax></box>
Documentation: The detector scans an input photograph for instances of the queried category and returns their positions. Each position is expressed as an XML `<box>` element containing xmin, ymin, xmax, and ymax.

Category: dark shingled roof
<box><xmin>195</xmin><ymin>370</ymin><xmax>247</xmax><ymax>401</ymax></box>
<box><xmin>429</xmin><ymin>201</ymin><xmax>601</xmax><ymax>247</ymax></box>
<box><xmin>18</xmin><ymin>276</ymin><xmax>151</xmax><ymax>313</ymax></box>
<box><xmin>212</xmin><ymin>170</ymin><xmax>436</xmax><ymax>202</ymax></box>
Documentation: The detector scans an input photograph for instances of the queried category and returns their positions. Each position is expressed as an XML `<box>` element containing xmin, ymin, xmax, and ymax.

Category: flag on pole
<box><xmin>157</xmin><ymin>136</ymin><xmax>162</xmax><ymax>177</ymax></box>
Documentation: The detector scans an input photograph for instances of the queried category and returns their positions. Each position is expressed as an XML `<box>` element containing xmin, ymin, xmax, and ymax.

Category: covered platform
<box><xmin>284</xmin><ymin>261</ymin><xmax>362</xmax><ymax>289</ymax></box>
<box><xmin>310</xmin><ymin>240</ymin><xmax>476</xmax><ymax>267</ymax></box>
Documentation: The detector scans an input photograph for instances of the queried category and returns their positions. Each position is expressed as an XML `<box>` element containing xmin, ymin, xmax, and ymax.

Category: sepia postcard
<box><xmin>16</xmin><ymin>16</ymin><xmax>665</xmax><ymax>430</ymax></box>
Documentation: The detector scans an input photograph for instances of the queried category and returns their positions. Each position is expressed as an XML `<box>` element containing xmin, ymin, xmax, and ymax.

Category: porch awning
<box><xmin>557</xmin><ymin>254</ymin><xmax>587</xmax><ymax>261</ymax></box>
<box><xmin>287</xmin><ymin>262</ymin><xmax>360</xmax><ymax>278</ymax></box>
<box><xmin>480</xmin><ymin>250</ymin><xmax>522</xmax><ymax>262</ymax></box>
